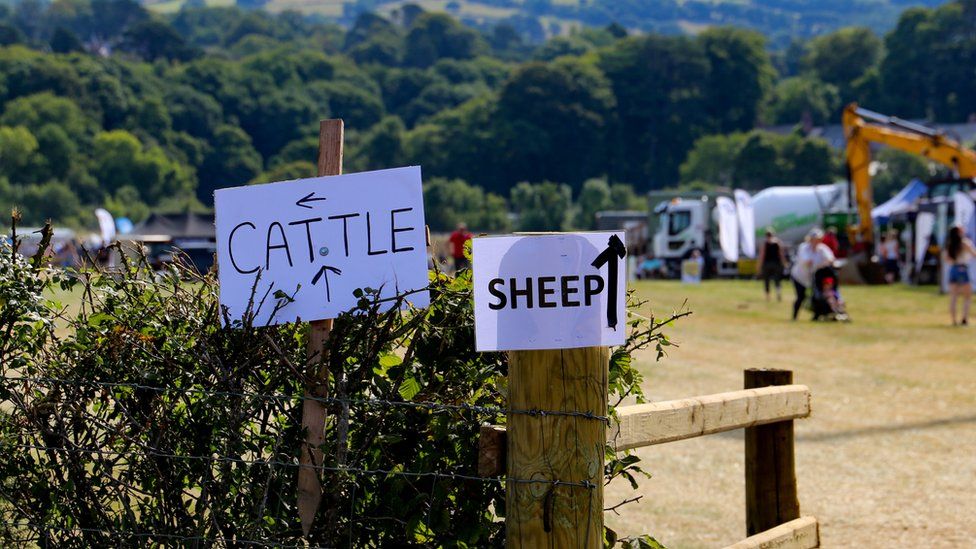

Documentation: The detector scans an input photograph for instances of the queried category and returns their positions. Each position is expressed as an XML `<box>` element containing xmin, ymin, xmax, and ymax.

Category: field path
<box><xmin>605</xmin><ymin>280</ymin><xmax>976</xmax><ymax>548</ymax></box>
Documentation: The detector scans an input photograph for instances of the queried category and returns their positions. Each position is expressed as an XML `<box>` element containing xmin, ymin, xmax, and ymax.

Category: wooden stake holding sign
<box><xmin>472</xmin><ymin>232</ymin><xmax>626</xmax><ymax>548</ymax></box>
<box><xmin>297</xmin><ymin>119</ymin><xmax>343</xmax><ymax>535</ymax></box>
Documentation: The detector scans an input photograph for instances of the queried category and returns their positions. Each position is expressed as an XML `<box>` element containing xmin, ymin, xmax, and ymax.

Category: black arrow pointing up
<box><xmin>296</xmin><ymin>192</ymin><xmax>327</xmax><ymax>209</ymax></box>
<box><xmin>591</xmin><ymin>234</ymin><xmax>626</xmax><ymax>330</ymax></box>
<box><xmin>311</xmin><ymin>265</ymin><xmax>342</xmax><ymax>302</ymax></box>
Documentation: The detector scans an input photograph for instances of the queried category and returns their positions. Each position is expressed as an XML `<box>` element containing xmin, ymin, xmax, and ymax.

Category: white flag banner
<box><xmin>954</xmin><ymin>191</ymin><xmax>976</xmax><ymax>240</ymax></box>
<box><xmin>734</xmin><ymin>189</ymin><xmax>756</xmax><ymax>258</ymax></box>
<box><xmin>715</xmin><ymin>196</ymin><xmax>739</xmax><ymax>262</ymax></box>
<box><xmin>94</xmin><ymin>208</ymin><xmax>116</xmax><ymax>245</ymax></box>
<box><xmin>915</xmin><ymin>212</ymin><xmax>934</xmax><ymax>273</ymax></box>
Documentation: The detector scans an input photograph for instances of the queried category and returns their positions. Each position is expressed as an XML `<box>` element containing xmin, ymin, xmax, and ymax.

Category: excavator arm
<box><xmin>842</xmin><ymin>103</ymin><xmax>976</xmax><ymax>244</ymax></box>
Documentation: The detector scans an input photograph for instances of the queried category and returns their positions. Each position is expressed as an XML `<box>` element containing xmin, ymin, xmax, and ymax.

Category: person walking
<box><xmin>880</xmin><ymin>229</ymin><xmax>901</xmax><ymax>283</ymax></box>
<box><xmin>448</xmin><ymin>222</ymin><xmax>473</xmax><ymax>272</ymax></box>
<box><xmin>756</xmin><ymin>228</ymin><xmax>787</xmax><ymax>301</ymax></box>
<box><xmin>790</xmin><ymin>228</ymin><xmax>836</xmax><ymax>321</ymax></box>
<box><xmin>944</xmin><ymin>225</ymin><xmax>976</xmax><ymax>326</ymax></box>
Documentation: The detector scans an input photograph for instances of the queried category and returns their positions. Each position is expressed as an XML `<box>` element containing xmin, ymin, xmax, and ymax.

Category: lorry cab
<box><xmin>653</xmin><ymin>197</ymin><xmax>707</xmax><ymax>263</ymax></box>
<box><xmin>651</xmin><ymin>194</ymin><xmax>737</xmax><ymax>278</ymax></box>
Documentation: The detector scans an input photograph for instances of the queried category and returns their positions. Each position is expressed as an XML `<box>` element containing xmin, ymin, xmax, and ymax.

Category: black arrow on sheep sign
<box><xmin>590</xmin><ymin>234</ymin><xmax>626</xmax><ymax>330</ymax></box>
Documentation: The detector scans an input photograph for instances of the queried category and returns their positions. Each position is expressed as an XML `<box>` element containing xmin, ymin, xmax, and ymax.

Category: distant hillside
<box><xmin>143</xmin><ymin>0</ymin><xmax>950</xmax><ymax>47</ymax></box>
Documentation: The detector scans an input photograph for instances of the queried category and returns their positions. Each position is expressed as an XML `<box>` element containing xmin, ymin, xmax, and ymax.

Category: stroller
<box><xmin>811</xmin><ymin>266</ymin><xmax>850</xmax><ymax>322</ymax></box>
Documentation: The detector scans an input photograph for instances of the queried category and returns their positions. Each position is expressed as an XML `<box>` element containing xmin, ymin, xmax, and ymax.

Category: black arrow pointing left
<box><xmin>311</xmin><ymin>265</ymin><xmax>342</xmax><ymax>302</ymax></box>
<box><xmin>591</xmin><ymin>234</ymin><xmax>626</xmax><ymax>330</ymax></box>
<box><xmin>296</xmin><ymin>192</ymin><xmax>327</xmax><ymax>209</ymax></box>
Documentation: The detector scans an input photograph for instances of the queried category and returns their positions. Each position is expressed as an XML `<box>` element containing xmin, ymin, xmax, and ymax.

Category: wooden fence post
<box><xmin>298</xmin><ymin>119</ymin><xmax>344</xmax><ymax>536</ymax></box>
<box><xmin>744</xmin><ymin>368</ymin><xmax>800</xmax><ymax>536</ymax></box>
<box><xmin>507</xmin><ymin>347</ymin><xmax>608</xmax><ymax>548</ymax></box>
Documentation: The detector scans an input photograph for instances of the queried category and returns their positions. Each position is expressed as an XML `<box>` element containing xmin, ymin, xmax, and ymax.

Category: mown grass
<box><xmin>607</xmin><ymin>279</ymin><xmax>976</xmax><ymax>548</ymax></box>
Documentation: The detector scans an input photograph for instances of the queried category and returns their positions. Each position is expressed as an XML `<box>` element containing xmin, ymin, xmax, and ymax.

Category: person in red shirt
<box><xmin>822</xmin><ymin>226</ymin><xmax>840</xmax><ymax>256</ymax></box>
<box><xmin>448</xmin><ymin>222</ymin><xmax>472</xmax><ymax>271</ymax></box>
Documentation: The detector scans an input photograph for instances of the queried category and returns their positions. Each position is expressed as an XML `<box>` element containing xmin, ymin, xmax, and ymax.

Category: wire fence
<box><xmin>0</xmin><ymin>373</ymin><xmax>606</xmax><ymax>547</ymax></box>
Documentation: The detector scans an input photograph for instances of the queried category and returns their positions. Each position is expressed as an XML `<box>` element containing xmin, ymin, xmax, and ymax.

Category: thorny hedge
<box><xmin>0</xmin><ymin>221</ymin><xmax>684</xmax><ymax>548</ymax></box>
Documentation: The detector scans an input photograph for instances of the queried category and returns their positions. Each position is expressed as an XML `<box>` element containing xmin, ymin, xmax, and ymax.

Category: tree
<box><xmin>197</xmin><ymin>124</ymin><xmax>262</xmax><ymax>204</ymax></box>
<box><xmin>776</xmin><ymin>133</ymin><xmax>836</xmax><ymax>187</ymax></box>
<box><xmin>870</xmin><ymin>148</ymin><xmax>931</xmax><ymax>203</ymax></box>
<box><xmin>344</xmin><ymin>12</ymin><xmax>399</xmax><ymax>51</ymax></box>
<box><xmin>679</xmin><ymin>133</ymin><xmax>744</xmax><ymax>187</ymax></box>
<box><xmin>878</xmin><ymin>7</ymin><xmax>933</xmax><ymax>117</ymax></box>
<box><xmin>699</xmin><ymin>27</ymin><xmax>774</xmax><ymax>133</ymax></box>
<box><xmin>764</xmin><ymin>77</ymin><xmax>840</xmax><ymax>126</ymax></box>
<box><xmin>239</xmin><ymin>89</ymin><xmax>320</xmax><ymax>159</ymax></box>
<box><xmin>803</xmin><ymin>27</ymin><xmax>881</xmax><ymax>103</ymax></box>
<box><xmin>0</xmin><ymin>92</ymin><xmax>93</xmax><ymax>140</ymax></box>
<box><xmin>599</xmin><ymin>34</ymin><xmax>710</xmax><ymax>188</ymax></box>
<box><xmin>0</xmin><ymin>126</ymin><xmax>41</xmax><ymax>184</ymax></box>
<box><xmin>400</xmin><ymin>80</ymin><xmax>484</xmax><ymax>127</ymax></box>
<box><xmin>532</xmin><ymin>36</ymin><xmax>593</xmax><ymax>61</ymax></box>
<box><xmin>574</xmin><ymin>178</ymin><xmax>612</xmax><ymax>230</ymax></box>
<box><xmin>493</xmin><ymin>59</ymin><xmax>615</xmax><ymax>191</ymax></box>
<box><xmin>0</xmin><ymin>23</ymin><xmax>23</xmax><ymax>46</ymax></box>
<box><xmin>423</xmin><ymin>177</ymin><xmax>510</xmax><ymax>232</ymax></box>
<box><xmin>34</xmin><ymin>124</ymin><xmax>77</xmax><ymax>181</ymax></box>
<box><xmin>165</xmin><ymin>86</ymin><xmax>224</xmax><ymax>140</ymax></box>
<box><xmin>250</xmin><ymin>160</ymin><xmax>315</xmax><ymax>184</ymax></box>
<box><xmin>878</xmin><ymin>2</ymin><xmax>976</xmax><ymax>121</ymax></box>
<box><xmin>510</xmin><ymin>181</ymin><xmax>572</xmax><ymax>231</ymax></box>
<box><xmin>104</xmin><ymin>185</ymin><xmax>150</xmax><ymax>223</ymax></box>
<box><xmin>50</xmin><ymin>27</ymin><xmax>83</xmax><ymax>53</ymax></box>
<box><xmin>91</xmin><ymin>130</ymin><xmax>194</xmax><ymax>203</ymax></box>
<box><xmin>306</xmin><ymin>80</ymin><xmax>385</xmax><ymax>129</ymax></box>
<box><xmin>403</xmin><ymin>13</ymin><xmax>486</xmax><ymax>68</ymax></box>
<box><xmin>17</xmin><ymin>181</ymin><xmax>85</xmax><ymax>226</ymax></box>
<box><xmin>680</xmin><ymin>130</ymin><xmax>836</xmax><ymax>189</ymax></box>
<box><xmin>120</xmin><ymin>19</ymin><xmax>198</xmax><ymax>61</ymax></box>
<box><xmin>348</xmin><ymin>116</ymin><xmax>405</xmax><ymax>172</ymax></box>
<box><xmin>609</xmin><ymin>184</ymin><xmax>645</xmax><ymax>211</ymax></box>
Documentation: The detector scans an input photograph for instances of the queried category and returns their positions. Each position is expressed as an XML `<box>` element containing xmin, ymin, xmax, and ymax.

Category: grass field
<box><xmin>606</xmin><ymin>280</ymin><xmax>976</xmax><ymax>547</ymax></box>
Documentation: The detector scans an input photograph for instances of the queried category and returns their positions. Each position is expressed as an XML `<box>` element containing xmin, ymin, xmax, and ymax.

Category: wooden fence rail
<box><xmin>607</xmin><ymin>384</ymin><xmax>811</xmax><ymax>451</ymax></box>
<box><xmin>722</xmin><ymin>516</ymin><xmax>820</xmax><ymax>549</ymax></box>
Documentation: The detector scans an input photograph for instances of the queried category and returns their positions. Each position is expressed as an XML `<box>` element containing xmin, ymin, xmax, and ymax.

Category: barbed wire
<box><xmin>0</xmin><ymin>522</ymin><xmax>325</xmax><ymax>548</ymax></box>
<box><xmin>1</xmin><ymin>375</ymin><xmax>610</xmax><ymax>423</ymax></box>
<box><xmin>2</xmin><ymin>442</ymin><xmax>596</xmax><ymax>490</ymax></box>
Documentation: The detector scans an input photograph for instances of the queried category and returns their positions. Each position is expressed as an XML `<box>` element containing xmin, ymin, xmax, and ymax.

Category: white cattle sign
<box><xmin>472</xmin><ymin>232</ymin><xmax>627</xmax><ymax>352</ymax></box>
<box><xmin>215</xmin><ymin>166</ymin><xmax>429</xmax><ymax>326</ymax></box>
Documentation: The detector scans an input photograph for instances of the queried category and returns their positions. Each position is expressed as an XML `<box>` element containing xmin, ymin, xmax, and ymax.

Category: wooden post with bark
<box><xmin>744</xmin><ymin>368</ymin><xmax>800</xmax><ymax>537</ymax></box>
<box><xmin>506</xmin><ymin>347</ymin><xmax>608</xmax><ymax>548</ymax></box>
<box><xmin>297</xmin><ymin>119</ymin><xmax>344</xmax><ymax>536</ymax></box>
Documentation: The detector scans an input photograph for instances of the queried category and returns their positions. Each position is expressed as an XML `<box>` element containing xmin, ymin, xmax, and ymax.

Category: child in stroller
<box><xmin>812</xmin><ymin>265</ymin><xmax>850</xmax><ymax>322</ymax></box>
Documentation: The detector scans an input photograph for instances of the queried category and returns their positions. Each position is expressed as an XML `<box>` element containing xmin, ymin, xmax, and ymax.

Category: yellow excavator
<box><xmin>842</xmin><ymin>102</ymin><xmax>976</xmax><ymax>246</ymax></box>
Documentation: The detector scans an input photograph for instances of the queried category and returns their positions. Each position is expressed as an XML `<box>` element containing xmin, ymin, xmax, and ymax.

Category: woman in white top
<box><xmin>790</xmin><ymin>228</ymin><xmax>836</xmax><ymax>320</ymax></box>
<box><xmin>944</xmin><ymin>225</ymin><xmax>976</xmax><ymax>326</ymax></box>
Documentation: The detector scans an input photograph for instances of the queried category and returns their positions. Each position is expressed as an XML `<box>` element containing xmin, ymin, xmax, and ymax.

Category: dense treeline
<box><xmin>0</xmin><ymin>0</ymin><xmax>973</xmax><ymax>229</ymax></box>
<box><xmin>342</xmin><ymin>0</ymin><xmax>946</xmax><ymax>49</ymax></box>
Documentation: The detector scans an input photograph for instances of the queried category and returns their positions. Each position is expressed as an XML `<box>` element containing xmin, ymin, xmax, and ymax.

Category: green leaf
<box><xmin>398</xmin><ymin>376</ymin><xmax>421</xmax><ymax>401</ymax></box>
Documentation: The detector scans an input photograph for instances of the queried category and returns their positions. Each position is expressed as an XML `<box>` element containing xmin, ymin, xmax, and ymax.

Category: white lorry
<box><xmin>650</xmin><ymin>183</ymin><xmax>849</xmax><ymax>277</ymax></box>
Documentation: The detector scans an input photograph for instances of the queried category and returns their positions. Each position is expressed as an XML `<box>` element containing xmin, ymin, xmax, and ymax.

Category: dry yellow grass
<box><xmin>606</xmin><ymin>279</ymin><xmax>976</xmax><ymax>548</ymax></box>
